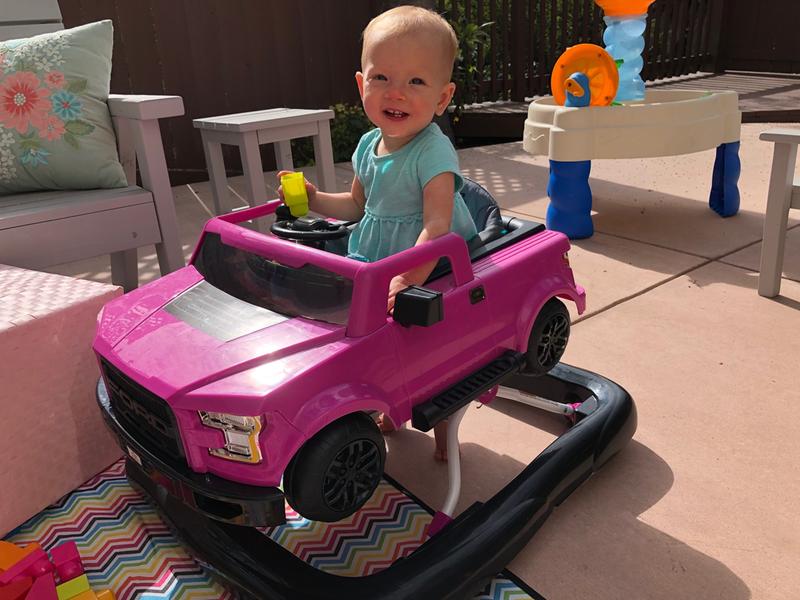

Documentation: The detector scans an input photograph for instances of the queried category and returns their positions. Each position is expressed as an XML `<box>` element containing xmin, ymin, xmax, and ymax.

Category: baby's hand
<box><xmin>387</xmin><ymin>274</ymin><xmax>414</xmax><ymax>314</ymax></box>
<box><xmin>276</xmin><ymin>170</ymin><xmax>318</xmax><ymax>206</ymax></box>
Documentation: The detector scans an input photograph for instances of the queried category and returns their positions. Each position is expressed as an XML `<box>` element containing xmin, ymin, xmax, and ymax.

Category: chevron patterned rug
<box><xmin>5</xmin><ymin>460</ymin><xmax>542</xmax><ymax>599</ymax></box>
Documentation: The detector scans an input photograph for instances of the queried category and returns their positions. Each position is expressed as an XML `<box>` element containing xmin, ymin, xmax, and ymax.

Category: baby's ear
<box><xmin>355</xmin><ymin>71</ymin><xmax>365</xmax><ymax>99</ymax></box>
<box><xmin>435</xmin><ymin>82</ymin><xmax>456</xmax><ymax>116</ymax></box>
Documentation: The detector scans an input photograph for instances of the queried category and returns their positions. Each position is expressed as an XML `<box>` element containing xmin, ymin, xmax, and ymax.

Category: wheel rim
<box><xmin>322</xmin><ymin>439</ymin><xmax>382</xmax><ymax>513</ymax></box>
<box><xmin>537</xmin><ymin>314</ymin><xmax>569</xmax><ymax>368</ymax></box>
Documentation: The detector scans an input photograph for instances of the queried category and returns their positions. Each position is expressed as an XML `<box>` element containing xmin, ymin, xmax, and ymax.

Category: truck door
<box><xmin>389</xmin><ymin>274</ymin><xmax>496</xmax><ymax>414</ymax></box>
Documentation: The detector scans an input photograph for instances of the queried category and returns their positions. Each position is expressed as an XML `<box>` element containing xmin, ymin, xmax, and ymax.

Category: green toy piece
<box><xmin>55</xmin><ymin>574</ymin><xmax>89</xmax><ymax>600</ymax></box>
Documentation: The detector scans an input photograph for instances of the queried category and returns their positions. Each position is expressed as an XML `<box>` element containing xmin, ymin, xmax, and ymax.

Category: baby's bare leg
<box><xmin>434</xmin><ymin>420</ymin><xmax>448</xmax><ymax>461</ymax></box>
<box><xmin>376</xmin><ymin>413</ymin><xmax>396</xmax><ymax>433</ymax></box>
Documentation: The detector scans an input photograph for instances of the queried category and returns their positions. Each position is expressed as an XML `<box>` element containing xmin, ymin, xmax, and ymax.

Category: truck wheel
<box><xmin>284</xmin><ymin>412</ymin><xmax>385</xmax><ymax>522</ymax></box>
<box><xmin>524</xmin><ymin>298</ymin><xmax>570</xmax><ymax>375</ymax></box>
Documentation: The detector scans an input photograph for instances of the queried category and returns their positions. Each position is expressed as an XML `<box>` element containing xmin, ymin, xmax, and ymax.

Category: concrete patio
<box><xmin>46</xmin><ymin>122</ymin><xmax>799</xmax><ymax>600</ymax></box>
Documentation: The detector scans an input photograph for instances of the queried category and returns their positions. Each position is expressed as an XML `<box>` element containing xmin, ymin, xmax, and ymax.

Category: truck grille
<box><xmin>101</xmin><ymin>360</ymin><xmax>185</xmax><ymax>461</ymax></box>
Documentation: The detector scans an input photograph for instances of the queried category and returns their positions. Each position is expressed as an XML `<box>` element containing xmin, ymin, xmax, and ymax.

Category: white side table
<box><xmin>193</xmin><ymin>108</ymin><xmax>336</xmax><ymax>215</ymax></box>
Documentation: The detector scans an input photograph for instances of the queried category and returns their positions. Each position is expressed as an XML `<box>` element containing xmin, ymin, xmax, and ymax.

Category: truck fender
<box><xmin>516</xmin><ymin>284</ymin><xmax>583</xmax><ymax>353</ymax></box>
<box><xmin>291</xmin><ymin>383</ymin><xmax>396</xmax><ymax>444</ymax></box>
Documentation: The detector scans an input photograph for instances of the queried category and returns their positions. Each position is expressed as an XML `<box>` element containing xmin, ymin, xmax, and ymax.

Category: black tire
<box><xmin>524</xmin><ymin>298</ymin><xmax>570</xmax><ymax>375</ymax></box>
<box><xmin>284</xmin><ymin>412</ymin><xmax>385</xmax><ymax>522</ymax></box>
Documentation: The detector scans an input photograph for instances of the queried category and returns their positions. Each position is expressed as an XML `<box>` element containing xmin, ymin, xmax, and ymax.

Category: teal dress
<box><xmin>347</xmin><ymin>123</ymin><xmax>478</xmax><ymax>262</ymax></box>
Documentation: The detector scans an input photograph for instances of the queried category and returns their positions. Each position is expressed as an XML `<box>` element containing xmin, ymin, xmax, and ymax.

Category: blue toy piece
<box><xmin>547</xmin><ymin>160</ymin><xmax>594</xmax><ymax>239</ymax></box>
<box><xmin>709</xmin><ymin>141</ymin><xmax>741</xmax><ymax>217</ymax></box>
<box><xmin>564</xmin><ymin>72</ymin><xmax>591</xmax><ymax>108</ymax></box>
<box><xmin>603</xmin><ymin>14</ymin><xmax>647</xmax><ymax>102</ymax></box>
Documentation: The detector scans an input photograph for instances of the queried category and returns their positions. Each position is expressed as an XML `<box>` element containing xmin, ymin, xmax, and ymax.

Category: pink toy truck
<box><xmin>94</xmin><ymin>184</ymin><xmax>585</xmax><ymax>526</ymax></box>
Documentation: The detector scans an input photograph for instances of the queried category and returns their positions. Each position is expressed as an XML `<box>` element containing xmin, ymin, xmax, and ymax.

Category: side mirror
<box><xmin>393</xmin><ymin>286</ymin><xmax>443</xmax><ymax>327</ymax></box>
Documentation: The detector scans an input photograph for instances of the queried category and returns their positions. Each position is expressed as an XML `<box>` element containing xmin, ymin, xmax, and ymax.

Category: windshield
<box><xmin>193</xmin><ymin>233</ymin><xmax>353</xmax><ymax>326</ymax></box>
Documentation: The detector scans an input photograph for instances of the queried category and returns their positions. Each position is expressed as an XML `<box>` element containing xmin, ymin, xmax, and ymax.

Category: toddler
<box><xmin>278</xmin><ymin>6</ymin><xmax>476</xmax><ymax>460</ymax></box>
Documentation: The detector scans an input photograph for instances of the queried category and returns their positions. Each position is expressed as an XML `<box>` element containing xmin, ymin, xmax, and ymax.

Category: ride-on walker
<box><xmin>93</xmin><ymin>176</ymin><xmax>635</xmax><ymax>598</ymax></box>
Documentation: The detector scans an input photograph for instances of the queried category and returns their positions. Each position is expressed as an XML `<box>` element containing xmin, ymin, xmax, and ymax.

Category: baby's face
<box><xmin>356</xmin><ymin>32</ymin><xmax>455</xmax><ymax>150</ymax></box>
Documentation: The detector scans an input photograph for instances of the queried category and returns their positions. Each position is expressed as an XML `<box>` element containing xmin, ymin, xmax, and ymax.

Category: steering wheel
<box><xmin>271</xmin><ymin>209</ymin><xmax>353</xmax><ymax>242</ymax></box>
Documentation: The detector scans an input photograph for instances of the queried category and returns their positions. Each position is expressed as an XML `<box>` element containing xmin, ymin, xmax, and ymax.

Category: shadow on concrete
<box><xmin>384</xmin><ymin>422</ymin><xmax>751</xmax><ymax>600</ymax></box>
<box><xmin>461</xmin><ymin>154</ymin><xmax>779</xmax><ymax>260</ymax></box>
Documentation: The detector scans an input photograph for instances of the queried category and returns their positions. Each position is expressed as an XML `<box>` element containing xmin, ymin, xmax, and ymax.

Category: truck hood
<box><xmin>98</xmin><ymin>278</ymin><xmax>345</xmax><ymax>401</ymax></box>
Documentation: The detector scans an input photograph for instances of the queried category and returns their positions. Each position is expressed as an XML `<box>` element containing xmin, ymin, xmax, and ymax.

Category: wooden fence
<box><xmin>59</xmin><ymin>0</ymin><xmax>727</xmax><ymax>184</ymax></box>
<box><xmin>59</xmin><ymin>0</ymin><xmax>380</xmax><ymax>184</ymax></box>
<box><xmin>438</xmin><ymin>0</ymin><xmax>725</xmax><ymax>104</ymax></box>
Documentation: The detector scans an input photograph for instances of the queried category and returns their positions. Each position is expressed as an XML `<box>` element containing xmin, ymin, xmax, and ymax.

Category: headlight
<box><xmin>199</xmin><ymin>411</ymin><xmax>263</xmax><ymax>464</ymax></box>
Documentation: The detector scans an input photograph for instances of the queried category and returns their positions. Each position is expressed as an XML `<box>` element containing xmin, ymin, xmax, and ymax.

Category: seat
<box><xmin>758</xmin><ymin>129</ymin><xmax>800</xmax><ymax>297</ymax></box>
<box><xmin>0</xmin><ymin>2</ymin><xmax>185</xmax><ymax>291</ymax></box>
<box><xmin>461</xmin><ymin>176</ymin><xmax>505</xmax><ymax>245</ymax></box>
<box><xmin>427</xmin><ymin>179</ymin><xmax>545</xmax><ymax>281</ymax></box>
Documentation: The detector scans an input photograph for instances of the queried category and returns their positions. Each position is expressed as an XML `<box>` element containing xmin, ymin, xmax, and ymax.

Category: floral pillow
<box><xmin>0</xmin><ymin>20</ymin><xmax>127</xmax><ymax>195</ymax></box>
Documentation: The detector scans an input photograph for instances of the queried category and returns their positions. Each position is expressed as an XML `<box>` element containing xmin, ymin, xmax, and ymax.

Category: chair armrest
<box><xmin>760</xmin><ymin>128</ymin><xmax>800</xmax><ymax>145</ymax></box>
<box><xmin>107</xmin><ymin>95</ymin><xmax>184</xmax><ymax>120</ymax></box>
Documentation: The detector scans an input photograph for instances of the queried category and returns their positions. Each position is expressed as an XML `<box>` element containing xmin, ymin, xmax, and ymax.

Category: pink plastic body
<box><xmin>0</xmin><ymin>548</ymin><xmax>47</xmax><ymax>584</ymax></box>
<box><xmin>24</xmin><ymin>572</ymin><xmax>57</xmax><ymax>600</ymax></box>
<box><xmin>93</xmin><ymin>200</ymin><xmax>585</xmax><ymax>488</ymax></box>
<box><xmin>427</xmin><ymin>511</ymin><xmax>454</xmax><ymax>537</ymax></box>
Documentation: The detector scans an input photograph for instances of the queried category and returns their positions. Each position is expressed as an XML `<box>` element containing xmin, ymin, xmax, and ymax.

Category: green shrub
<box><xmin>292</xmin><ymin>103</ymin><xmax>374</xmax><ymax>167</ymax></box>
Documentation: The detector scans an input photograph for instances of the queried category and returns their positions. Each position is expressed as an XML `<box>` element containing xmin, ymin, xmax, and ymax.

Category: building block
<box><xmin>23</xmin><ymin>572</ymin><xmax>57</xmax><ymax>600</ymax></box>
<box><xmin>0</xmin><ymin>576</ymin><xmax>33</xmax><ymax>600</ymax></box>
<box><xmin>54</xmin><ymin>575</ymin><xmax>89</xmax><ymax>600</ymax></box>
<box><xmin>49</xmin><ymin>544</ymin><xmax>82</xmax><ymax>583</ymax></box>
<box><xmin>0</xmin><ymin>549</ymin><xmax>48</xmax><ymax>585</ymax></box>
<box><xmin>0</xmin><ymin>542</ymin><xmax>26</xmax><ymax>571</ymax></box>
<box><xmin>24</xmin><ymin>559</ymin><xmax>53</xmax><ymax>580</ymax></box>
<box><xmin>94</xmin><ymin>591</ymin><xmax>114</xmax><ymax>600</ymax></box>
<box><xmin>0</xmin><ymin>543</ymin><xmax>40</xmax><ymax>571</ymax></box>
<box><xmin>66</xmin><ymin>591</ymin><xmax>97</xmax><ymax>600</ymax></box>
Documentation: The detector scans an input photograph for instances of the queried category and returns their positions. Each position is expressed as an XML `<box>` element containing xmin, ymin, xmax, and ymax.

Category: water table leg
<box><xmin>547</xmin><ymin>159</ymin><xmax>593</xmax><ymax>239</ymax></box>
<box><xmin>709</xmin><ymin>141</ymin><xmax>741</xmax><ymax>217</ymax></box>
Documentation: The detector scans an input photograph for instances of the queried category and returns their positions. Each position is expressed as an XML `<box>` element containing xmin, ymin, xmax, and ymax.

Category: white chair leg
<box><xmin>274</xmin><ymin>139</ymin><xmax>294</xmax><ymax>173</ymax></box>
<box><xmin>238</xmin><ymin>131</ymin><xmax>269</xmax><ymax>209</ymax></box>
<box><xmin>110</xmin><ymin>248</ymin><xmax>138</xmax><ymax>292</ymax></box>
<box><xmin>759</xmin><ymin>142</ymin><xmax>797</xmax><ymax>297</ymax></box>
<box><xmin>201</xmin><ymin>135</ymin><xmax>230</xmax><ymax>216</ymax></box>
<box><xmin>314</xmin><ymin>120</ymin><xmax>336</xmax><ymax>192</ymax></box>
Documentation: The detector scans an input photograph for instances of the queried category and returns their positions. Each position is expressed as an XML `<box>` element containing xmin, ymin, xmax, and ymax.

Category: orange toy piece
<box><xmin>66</xmin><ymin>591</ymin><xmax>97</xmax><ymax>600</ymax></box>
<box><xmin>0</xmin><ymin>543</ymin><xmax>41</xmax><ymax>572</ymax></box>
<box><xmin>594</xmin><ymin>0</ymin><xmax>655</xmax><ymax>17</ymax></box>
<box><xmin>551</xmin><ymin>44</ymin><xmax>619</xmax><ymax>107</ymax></box>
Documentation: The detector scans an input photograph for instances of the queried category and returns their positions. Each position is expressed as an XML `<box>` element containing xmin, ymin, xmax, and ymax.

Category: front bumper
<box><xmin>96</xmin><ymin>378</ymin><xmax>286</xmax><ymax>527</ymax></box>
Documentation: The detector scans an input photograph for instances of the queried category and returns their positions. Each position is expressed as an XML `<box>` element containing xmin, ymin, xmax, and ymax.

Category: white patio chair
<box><xmin>758</xmin><ymin>129</ymin><xmax>800</xmax><ymax>297</ymax></box>
<box><xmin>0</xmin><ymin>0</ymin><xmax>184</xmax><ymax>291</ymax></box>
